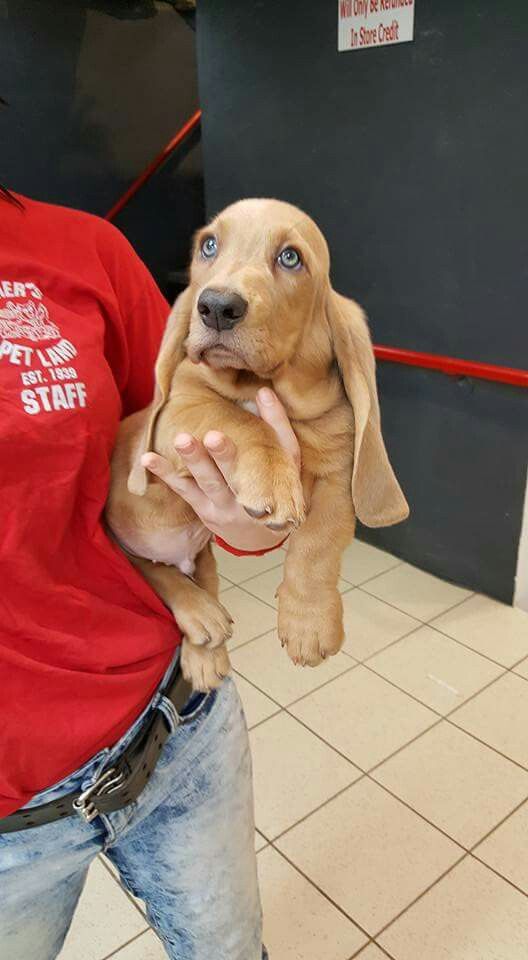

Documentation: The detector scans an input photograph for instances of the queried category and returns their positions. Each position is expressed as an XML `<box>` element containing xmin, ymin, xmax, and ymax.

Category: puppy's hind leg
<box><xmin>129</xmin><ymin>553</ymin><xmax>233</xmax><ymax>650</ymax></box>
<box><xmin>180</xmin><ymin>542</ymin><xmax>232</xmax><ymax>692</ymax></box>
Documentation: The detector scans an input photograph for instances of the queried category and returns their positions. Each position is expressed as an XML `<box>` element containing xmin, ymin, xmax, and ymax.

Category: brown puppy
<box><xmin>106</xmin><ymin>199</ymin><xmax>409</xmax><ymax>691</ymax></box>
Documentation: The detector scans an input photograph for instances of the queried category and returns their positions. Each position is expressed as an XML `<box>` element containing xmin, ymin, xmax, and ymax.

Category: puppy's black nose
<box><xmin>197</xmin><ymin>288</ymin><xmax>248</xmax><ymax>331</ymax></box>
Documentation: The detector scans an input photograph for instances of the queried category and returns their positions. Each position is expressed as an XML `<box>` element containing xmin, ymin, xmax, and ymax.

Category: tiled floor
<box><xmin>59</xmin><ymin>541</ymin><xmax>528</xmax><ymax>960</ymax></box>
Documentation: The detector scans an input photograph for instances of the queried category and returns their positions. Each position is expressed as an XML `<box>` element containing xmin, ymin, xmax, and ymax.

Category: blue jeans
<box><xmin>0</xmin><ymin>670</ymin><xmax>266</xmax><ymax>960</ymax></box>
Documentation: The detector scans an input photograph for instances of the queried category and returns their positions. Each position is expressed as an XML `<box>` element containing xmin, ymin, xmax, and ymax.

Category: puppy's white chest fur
<box><xmin>237</xmin><ymin>399</ymin><xmax>259</xmax><ymax>416</ymax></box>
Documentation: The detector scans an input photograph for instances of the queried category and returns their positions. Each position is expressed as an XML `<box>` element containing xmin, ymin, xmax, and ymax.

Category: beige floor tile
<box><xmin>100</xmin><ymin>852</ymin><xmax>119</xmax><ymax>878</ymax></box>
<box><xmin>432</xmin><ymin>594</ymin><xmax>528</xmax><ymax>666</ymax></box>
<box><xmin>250</xmin><ymin>712</ymin><xmax>360</xmax><ymax>838</ymax></box>
<box><xmin>98</xmin><ymin>857</ymin><xmax>147</xmax><ymax>914</ymax></box>
<box><xmin>340</xmin><ymin>539</ymin><xmax>401</xmax><ymax>585</ymax></box>
<box><xmin>368</xmin><ymin>625</ymin><xmax>503</xmax><ymax>714</ymax></box>
<box><xmin>451</xmin><ymin>672</ymin><xmax>528</xmax><ymax>768</ymax></box>
<box><xmin>373</xmin><ymin>722</ymin><xmax>528</xmax><ymax>848</ymax></box>
<box><xmin>342</xmin><ymin>589</ymin><xmax>421</xmax><ymax>661</ymax></box>
<box><xmin>218</xmin><ymin>575</ymin><xmax>232</xmax><ymax>592</ymax></box>
<box><xmin>241</xmin><ymin>566</ymin><xmax>351</xmax><ymax>608</ymax></box>
<box><xmin>234</xmin><ymin>672</ymin><xmax>280</xmax><ymax>728</ymax></box>
<box><xmin>364</xmin><ymin>564</ymin><xmax>472</xmax><ymax>622</ymax></box>
<box><xmin>277</xmin><ymin>779</ymin><xmax>460</xmax><ymax>935</ymax></box>
<box><xmin>220</xmin><ymin>586</ymin><xmax>278</xmax><ymax>649</ymax></box>
<box><xmin>58</xmin><ymin>859</ymin><xmax>147</xmax><ymax>960</ymax></box>
<box><xmin>357</xmin><ymin>947</ymin><xmax>388</xmax><ymax>960</ymax></box>
<box><xmin>290</xmin><ymin>666</ymin><xmax>436</xmax><ymax>770</ymax></box>
<box><xmin>514</xmin><ymin>656</ymin><xmax>528</xmax><ymax>679</ymax></box>
<box><xmin>111</xmin><ymin>931</ymin><xmax>167</xmax><ymax>959</ymax></box>
<box><xmin>212</xmin><ymin>542</ymin><xmax>284</xmax><ymax>583</ymax></box>
<box><xmin>259</xmin><ymin>847</ymin><xmax>367</xmax><ymax>959</ymax></box>
<box><xmin>231</xmin><ymin>630</ymin><xmax>355</xmax><ymax>706</ymax></box>
<box><xmin>379</xmin><ymin>857</ymin><xmax>528</xmax><ymax>960</ymax></box>
<box><xmin>475</xmin><ymin>801</ymin><xmax>528</xmax><ymax>893</ymax></box>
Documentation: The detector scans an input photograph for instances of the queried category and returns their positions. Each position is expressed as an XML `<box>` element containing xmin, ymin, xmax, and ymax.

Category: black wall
<box><xmin>197</xmin><ymin>0</ymin><xmax>528</xmax><ymax>602</ymax></box>
<box><xmin>1</xmin><ymin>0</ymin><xmax>204</xmax><ymax>292</ymax></box>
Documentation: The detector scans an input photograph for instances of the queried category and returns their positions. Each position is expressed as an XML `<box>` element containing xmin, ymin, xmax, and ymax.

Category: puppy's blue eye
<box><xmin>278</xmin><ymin>247</ymin><xmax>302</xmax><ymax>270</ymax></box>
<box><xmin>201</xmin><ymin>236</ymin><xmax>217</xmax><ymax>259</ymax></box>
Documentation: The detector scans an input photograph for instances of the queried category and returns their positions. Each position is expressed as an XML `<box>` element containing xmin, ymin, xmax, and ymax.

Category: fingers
<box><xmin>203</xmin><ymin>431</ymin><xmax>237</xmax><ymax>490</ymax></box>
<box><xmin>256</xmin><ymin>388</ymin><xmax>301</xmax><ymax>469</ymax></box>
<box><xmin>141</xmin><ymin>453</ymin><xmax>210</xmax><ymax>516</ymax></box>
<box><xmin>173</xmin><ymin>434</ymin><xmax>234</xmax><ymax>509</ymax></box>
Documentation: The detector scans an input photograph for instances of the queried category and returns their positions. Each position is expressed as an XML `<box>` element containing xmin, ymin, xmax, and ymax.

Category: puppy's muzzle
<box><xmin>197</xmin><ymin>288</ymin><xmax>248</xmax><ymax>332</ymax></box>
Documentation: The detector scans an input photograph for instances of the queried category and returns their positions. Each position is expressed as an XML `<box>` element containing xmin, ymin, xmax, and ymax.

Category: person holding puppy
<box><xmin>0</xmin><ymin>186</ymin><xmax>298</xmax><ymax>960</ymax></box>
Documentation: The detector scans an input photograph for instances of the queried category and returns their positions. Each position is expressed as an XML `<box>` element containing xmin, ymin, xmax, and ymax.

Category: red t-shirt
<box><xmin>0</xmin><ymin>195</ymin><xmax>184</xmax><ymax>817</ymax></box>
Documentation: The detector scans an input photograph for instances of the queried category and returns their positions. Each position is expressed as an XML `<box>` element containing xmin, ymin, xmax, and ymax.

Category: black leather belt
<box><xmin>0</xmin><ymin>663</ymin><xmax>195</xmax><ymax>835</ymax></box>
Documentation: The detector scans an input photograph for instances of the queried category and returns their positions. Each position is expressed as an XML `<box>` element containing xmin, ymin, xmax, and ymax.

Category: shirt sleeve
<box><xmin>118</xmin><ymin>276</ymin><xmax>170</xmax><ymax>417</ymax></box>
<box><xmin>95</xmin><ymin>219</ymin><xmax>170</xmax><ymax>417</ymax></box>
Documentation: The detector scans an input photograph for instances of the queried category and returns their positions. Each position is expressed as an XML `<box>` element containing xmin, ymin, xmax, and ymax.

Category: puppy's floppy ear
<box><xmin>326</xmin><ymin>288</ymin><xmax>409</xmax><ymax>527</ymax></box>
<box><xmin>128</xmin><ymin>287</ymin><xmax>193</xmax><ymax>496</ymax></box>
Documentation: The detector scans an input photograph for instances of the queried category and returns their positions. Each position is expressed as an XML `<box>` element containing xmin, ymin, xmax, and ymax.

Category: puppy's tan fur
<box><xmin>107</xmin><ymin>199</ymin><xmax>408</xmax><ymax>690</ymax></box>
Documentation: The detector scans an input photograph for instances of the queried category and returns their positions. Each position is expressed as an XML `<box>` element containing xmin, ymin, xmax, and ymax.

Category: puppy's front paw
<box><xmin>234</xmin><ymin>447</ymin><xmax>305</xmax><ymax>530</ymax></box>
<box><xmin>180</xmin><ymin>640</ymin><xmax>231</xmax><ymax>692</ymax></box>
<box><xmin>175</xmin><ymin>589</ymin><xmax>233</xmax><ymax>649</ymax></box>
<box><xmin>277</xmin><ymin>587</ymin><xmax>344</xmax><ymax>667</ymax></box>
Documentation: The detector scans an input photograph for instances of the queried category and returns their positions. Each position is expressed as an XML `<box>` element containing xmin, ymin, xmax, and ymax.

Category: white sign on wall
<box><xmin>338</xmin><ymin>0</ymin><xmax>415</xmax><ymax>53</ymax></box>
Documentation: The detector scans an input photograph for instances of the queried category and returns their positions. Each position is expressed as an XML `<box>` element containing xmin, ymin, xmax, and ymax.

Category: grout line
<box><xmin>468</xmin><ymin>797</ymin><xmax>528</xmax><ymax>853</ymax></box>
<box><xmin>469</xmin><ymin>852</ymin><xmax>528</xmax><ymax>900</ymax></box>
<box><xmin>232</xmin><ymin>641</ymin><xmax>361</xmax><ymax>712</ymax></box>
<box><xmin>269</xmin><ymin>776</ymin><xmax>364</xmax><ymax>844</ymax></box>
<box><xmin>373</xmin><ymin>807</ymin><xmax>528</xmax><ymax>943</ymax></box>
<box><xmin>443</xmin><ymin>669</ymin><xmax>510</xmax><ymax>720</ymax></box>
<box><xmin>445</xmin><ymin>716</ymin><xmax>528</xmax><ymax>773</ymax></box>
<box><xmin>510</xmin><ymin>653</ymin><xmax>528</xmax><ymax>671</ymax></box>
<box><xmin>245</xmin><ymin>706</ymin><xmax>283</xmax><ymax>733</ymax></box>
<box><xmin>349</xmin><ymin>942</ymin><xmax>397</xmax><ymax>960</ymax></box>
<box><xmin>285</xmin><ymin>660</ymin><xmax>360</xmax><ymax>709</ymax></box>
<box><xmin>425</xmin><ymin>619</ymin><xmax>524</xmax><ymax>671</ymax></box>
<box><xmin>270</xmin><ymin>671</ymin><xmax>528</xmax><ymax>880</ymax></box>
<box><xmin>372</xmin><ymin>851</ymin><xmax>468</xmax><ymax>940</ymax></box>
<box><xmin>100</xmin><ymin>929</ymin><xmax>150</xmax><ymax>960</ymax></box>
<box><xmin>236</xmin><ymin>572</ymin><xmax>355</xmax><ymax>612</ymax></box>
<box><xmin>236</xmin><ymin>571</ymin><xmax>527</xmax><ymax>684</ymax></box>
<box><xmin>349</xmin><ymin>946</ymin><xmax>371</xmax><ymax>960</ymax></box>
<box><xmin>469</xmin><ymin>850</ymin><xmax>528</xmax><ymax>900</ymax></box>
<box><xmin>364</xmin><ymin>772</ymin><xmax>467</xmax><ymax>851</ymax></box>
<box><xmin>358</xmin><ymin>622</ymin><xmax>426</xmax><ymax>664</ymax></box>
<box><xmin>228</xmin><ymin>626</ymin><xmax>278</xmax><ymax>654</ymax></box>
<box><xmin>235</xmin><ymin>584</ymin><xmax>279</xmax><ymax>612</ymax></box>
<box><xmin>269</xmin><ymin>844</ymin><xmax>372</xmax><ymax>941</ymax></box>
<box><xmin>359</xmin><ymin>662</ymin><xmax>447</xmax><ymax>717</ymax></box>
<box><xmin>365</xmin><ymin>656</ymin><xmax>528</xmax><ymax>774</ymax></box>
<box><xmin>340</xmin><ymin>583</ymin><xmax>356</xmax><ymax>597</ymax></box>
<box><xmin>226</xmin><ymin>558</ymin><xmax>285</xmax><ymax>588</ymax></box>
<box><xmin>341</xmin><ymin>558</ymin><xmax>404</xmax><ymax>590</ymax></box>
<box><xmin>98</xmin><ymin>855</ymin><xmax>148</xmax><ymax>920</ymax></box>
<box><xmin>282</xmin><ymin>705</ymin><xmax>380</xmax><ymax>769</ymax></box>
<box><xmin>361</xmin><ymin>657</ymin><xmax>507</xmax><ymax>723</ymax></box>
<box><xmin>370</xmin><ymin>945</ymin><xmax>398</xmax><ymax>960</ymax></box>
<box><xmin>239</xmin><ymin>632</ymin><xmax>528</xmax><ymax>848</ymax></box>
<box><xmin>358</xmin><ymin>584</ymin><xmax>475</xmax><ymax>630</ymax></box>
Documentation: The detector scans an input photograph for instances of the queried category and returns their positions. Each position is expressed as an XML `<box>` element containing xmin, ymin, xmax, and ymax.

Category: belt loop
<box><xmin>158</xmin><ymin>696</ymin><xmax>180</xmax><ymax>734</ymax></box>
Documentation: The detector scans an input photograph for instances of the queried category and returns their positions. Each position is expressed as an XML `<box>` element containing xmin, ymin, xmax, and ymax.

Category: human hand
<box><xmin>141</xmin><ymin>388</ymin><xmax>301</xmax><ymax>552</ymax></box>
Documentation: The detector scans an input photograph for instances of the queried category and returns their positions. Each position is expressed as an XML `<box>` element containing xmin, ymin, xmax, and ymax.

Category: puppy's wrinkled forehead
<box><xmin>203</xmin><ymin>198</ymin><xmax>330</xmax><ymax>272</ymax></box>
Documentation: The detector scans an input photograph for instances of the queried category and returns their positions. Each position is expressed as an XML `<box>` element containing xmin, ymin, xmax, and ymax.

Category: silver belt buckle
<box><xmin>72</xmin><ymin>767</ymin><xmax>126</xmax><ymax>823</ymax></box>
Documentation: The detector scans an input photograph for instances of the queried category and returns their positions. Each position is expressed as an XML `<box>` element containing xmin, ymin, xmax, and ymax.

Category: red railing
<box><xmin>374</xmin><ymin>346</ymin><xmax>528</xmax><ymax>388</ymax></box>
<box><xmin>105</xmin><ymin>109</ymin><xmax>528</xmax><ymax>390</ymax></box>
<box><xmin>105</xmin><ymin>109</ymin><xmax>202</xmax><ymax>223</ymax></box>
